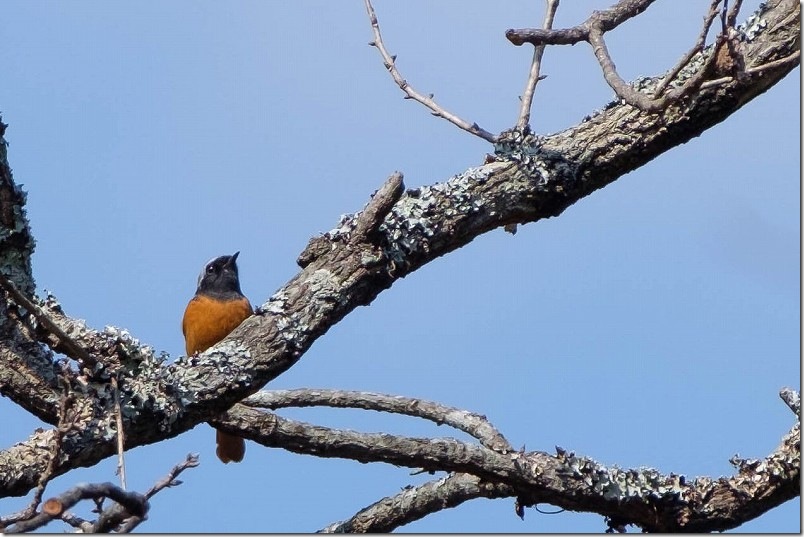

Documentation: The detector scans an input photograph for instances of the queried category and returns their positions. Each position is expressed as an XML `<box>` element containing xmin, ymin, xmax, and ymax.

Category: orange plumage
<box><xmin>182</xmin><ymin>294</ymin><xmax>253</xmax><ymax>357</ymax></box>
<box><xmin>182</xmin><ymin>252</ymin><xmax>252</xmax><ymax>464</ymax></box>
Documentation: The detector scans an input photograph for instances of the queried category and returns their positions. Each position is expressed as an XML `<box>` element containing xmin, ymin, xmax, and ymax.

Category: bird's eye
<box><xmin>206</xmin><ymin>264</ymin><xmax>216</xmax><ymax>274</ymax></box>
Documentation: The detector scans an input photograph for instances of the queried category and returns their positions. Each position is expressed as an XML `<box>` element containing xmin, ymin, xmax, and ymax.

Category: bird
<box><xmin>182</xmin><ymin>251</ymin><xmax>253</xmax><ymax>463</ymax></box>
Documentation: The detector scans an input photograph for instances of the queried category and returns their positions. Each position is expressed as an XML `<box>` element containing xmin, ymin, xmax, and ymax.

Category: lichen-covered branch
<box><xmin>243</xmin><ymin>388</ymin><xmax>512</xmax><ymax>452</ymax></box>
<box><xmin>216</xmin><ymin>391</ymin><xmax>799</xmax><ymax>532</ymax></box>
<box><xmin>0</xmin><ymin>2</ymin><xmax>799</xmax><ymax>532</ymax></box>
<box><xmin>319</xmin><ymin>473</ymin><xmax>517</xmax><ymax>533</ymax></box>
<box><xmin>0</xmin><ymin>120</ymin><xmax>62</xmax><ymax>423</ymax></box>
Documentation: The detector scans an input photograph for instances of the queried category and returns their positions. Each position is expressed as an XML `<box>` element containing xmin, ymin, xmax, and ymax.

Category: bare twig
<box><xmin>3</xmin><ymin>483</ymin><xmax>148</xmax><ymax>533</ymax></box>
<box><xmin>698</xmin><ymin>49</ymin><xmax>801</xmax><ymax>89</ymax></box>
<box><xmin>363</xmin><ymin>0</ymin><xmax>497</xmax><ymax>143</ymax></box>
<box><xmin>144</xmin><ymin>453</ymin><xmax>200</xmax><ymax>499</ymax></box>
<box><xmin>516</xmin><ymin>0</ymin><xmax>560</xmax><ymax>130</ymax></box>
<box><xmin>93</xmin><ymin>453</ymin><xmax>200</xmax><ymax>533</ymax></box>
<box><xmin>111</xmin><ymin>375</ymin><xmax>127</xmax><ymax>490</ymax></box>
<box><xmin>506</xmin><ymin>0</ymin><xmax>657</xmax><ymax>46</ymax></box>
<box><xmin>59</xmin><ymin>511</ymin><xmax>94</xmax><ymax>532</ymax></box>
<box><xmin>726</xmin><ymin>0</ymin><xmax>744</xmax><ymax>28</ymax></box>
<box><xmin>507</xmin><ymin>0</ymin><xmax>733</xmax><ymax>113</ymax></box>
<box><xmin>244</xmin><ymin>388</ymin><xmax>513</xmax><ymax>452</ymax></box>
<box><xmin>0</xmin><ymin>370</ymin><xmax>76</xmax><ymax>528</ymax></box>
<box><xmin>588</xmin><ymin>23</ymin><xmax>722</xmax><ymax>112</ymax></box>
<box><xmin>118</xmin><ymin>515</ymin><xmax>145</xmax><ymax>533</ymax></box>
<box><xmin>654</xmin><ymin>0</ymin><xmax>723</xmax><ymax>96</ymax></box>
<box><xmin>0</xmin><ymin>273</ymin><xmax>97</xmax><ymax>371</ymax></box>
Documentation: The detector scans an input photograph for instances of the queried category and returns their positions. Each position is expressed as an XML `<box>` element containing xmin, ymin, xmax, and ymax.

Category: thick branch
<box><xmin>0</xmin><ymin>0</ymin><xmax>798</xmax><ymax>513</ymax></box>
<box><xmin>319</xmin><ymin>473</ymin><xmax>516</xmax><ymax>533</ymax></box>
<box><xmin>216</xmin><ymin>394</ymin><xmax>799</xmax><ymax>532</ymax></box>
<box><xmin>505</xmin><ymin>0</ymin><xmax>656</xmax><ymax>46</ymax></box>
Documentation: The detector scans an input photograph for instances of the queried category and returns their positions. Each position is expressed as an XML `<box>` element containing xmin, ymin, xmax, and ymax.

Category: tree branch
<box><xmin>654</xmin><ymin>0</ymin><xmax>724</xmax><ymax>96</ymax></box>
<box><xmin>506</xmin><ymin>0</ymin><xmax>792</xmax><ymax>113</ymax></box>
<box><xmin>216</xmin><ymin>391</ymin><xmax>799</xmax><ymax>532</ymax></box>
<box><xmin>505</xmin><ymin>0</ymin><xmax>656</xmax><ymax>46</ymax></box>
<box><xmin>243</xmin><ymin>388</ymin><xmax>513</xmax><ymax>452</ymax></box>
<box><xmin>0</xmin><ymin>274</ymin><xmax>97</xmax><ymax>371</ymax></box>
<box><xmin>0</xmin><ymin>453</ymin><xmax>198</xmax><ymax>533</ymax></box>
<box><xmin>363</xmin><ymin>0</ymin><xmax>498</xmax><ymax>143</ymax></box>
<box><xmin>319</xmin><ymin>472</ymin><xmax>516</xmax><ymax>533</ymax></box>
<box><xmin>0</xmin><ymin>2</ymin><xmax>798</xmax><ymax>522</ymax></box>
<box><xmin>516</xmin><ymin>0</ymin><xmax>560</xmax><ymax>130</ymax></box>
<box><xmin>2</xmin><ymin>482</ymin><xmax>148</xmax><ymax>533</ymax></box>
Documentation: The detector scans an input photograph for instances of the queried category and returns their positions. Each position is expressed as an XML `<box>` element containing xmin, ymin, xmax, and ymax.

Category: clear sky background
<box><xmin>0</xmin><ymin>1</ymin><xmax>799</xmax><ymax>533</ymax></box>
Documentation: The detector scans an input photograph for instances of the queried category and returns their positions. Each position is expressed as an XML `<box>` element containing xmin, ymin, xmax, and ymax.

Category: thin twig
<box><xmin>111</xmin><ymin>375</ymin><xmax>127</xmax><ymax>490</ymax></box>
<box><xmin>698</xmin><ymin>50</ymin><xmax>801</xmax><ymax>89</ymax></box>
<box><xmin>0</xmin><ymin>272</ymin><xmax>97</xmax><ymax>371</ymax></box>
<box><xmin>588</xmin><ymin>23</ymin><xmax>722</xmax><ymax>112</ymax></box>
<box><xmin>59</xmin><ymin>511</ymin><xmax>93</xmax><ymax>532</ymax></box>
<box><xmin>654</xmin><ymin>0</ymin><xmax>723</xmax><ymax>96</ymax></box>
<box><xmin>3</xmin><ymin>483</ymin><xmax>148</xmax><ymax>533</ymax></box>
<box><xmin>144</xmin><ymin>453</ymin><xmax>201</xmax><ymax>499</ymax></box>
<box><xmin>92</xmin><ymin>453</ymin><xmax>199</xmax><ymax>533</ymax></box>
<box><xmin>726</xmin><ymin>0</ymin><xmax>744</xmax><ymax>28</ymax></box>
<box><xmin>363</xmin><ymin>0</ymin><xmax>497</xmax><ymax>143</ymax></box>
<box><xmin>516</xmin><ymin>0</ymin><xmax>560</xmax><ymax>130</ymax></box>
<box><xmin>507</xmin><ymin>0</ymin><xmax>729</xmax><ymax>113</ymax></box>
<box><xmin>0</xmin><ymin>369</ymin><xmax>76</xmax><ymax>527</ymax></box>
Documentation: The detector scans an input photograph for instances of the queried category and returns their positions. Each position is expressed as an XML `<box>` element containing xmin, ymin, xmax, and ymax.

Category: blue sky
<box><xmin>0</xmin><ymin>1</ymin><xmax>799</xmax><ymax>533</ymax></box>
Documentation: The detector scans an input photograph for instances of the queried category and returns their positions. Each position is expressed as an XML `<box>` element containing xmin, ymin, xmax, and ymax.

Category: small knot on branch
<box><xmin>352</xmin><ymin>172</ymin><xmax>405</xmax><ymax>243</ymax></box>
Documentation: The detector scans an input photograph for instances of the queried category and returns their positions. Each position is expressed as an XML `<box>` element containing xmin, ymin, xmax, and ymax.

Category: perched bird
<box><xmin>182</xmin><ymin>252</ymin><xmax>253</xmax><ymax>463</ymax></box>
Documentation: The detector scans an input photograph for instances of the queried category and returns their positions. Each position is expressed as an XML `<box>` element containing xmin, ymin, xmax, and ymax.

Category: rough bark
<box><xmin>0</xmin><ymin>0</ymin><xmax>799</xmax><ymax>532</ymax></box>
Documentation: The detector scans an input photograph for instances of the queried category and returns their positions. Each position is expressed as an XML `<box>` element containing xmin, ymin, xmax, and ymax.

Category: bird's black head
<box><xmin>195</xmin><ymin>252</ymin><xmax>244</xmax><ymax>300</ymax></box>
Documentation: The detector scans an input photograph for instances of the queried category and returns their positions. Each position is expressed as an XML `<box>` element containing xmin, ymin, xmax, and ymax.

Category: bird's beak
<box><xmin>227</xmin><ymin>251</ymin><xmax>240</xmax><ymax>267</ymax></box>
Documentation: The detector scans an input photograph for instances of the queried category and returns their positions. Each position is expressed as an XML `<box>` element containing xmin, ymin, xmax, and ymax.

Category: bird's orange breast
<box><xmin>182</xmin><ymin>294</ymin><xmax>253</xmax><ymax>355</ymax></box>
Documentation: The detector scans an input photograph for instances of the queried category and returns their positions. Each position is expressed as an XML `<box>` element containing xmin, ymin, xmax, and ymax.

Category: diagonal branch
<box><xmin>363</xmin><ymin>0</ymin><xmax>498</xmax><ymax>143</ymax></box>
<box><xmin>319</xmin><ymin>472</ymin><xmax>517</xmax><ymax>533</ymax></box>
<box><xmin>0</xmin><ymin>274</ymin><xmax>97</xmax><ymax>371</ymax></box>
<box><xmin>653</xmin><ymin>0</ymin><xmax>724</xmax><ymax>96</ymax></box>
